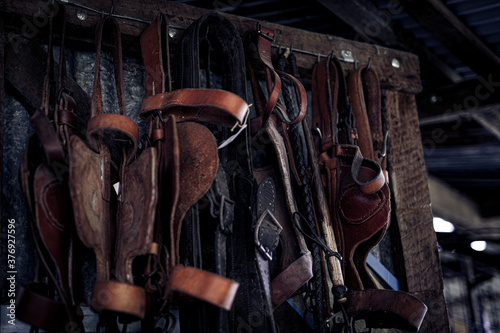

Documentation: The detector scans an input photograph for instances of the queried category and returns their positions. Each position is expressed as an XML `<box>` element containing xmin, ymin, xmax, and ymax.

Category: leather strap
<box><xmin>168</xmin><ymin>265</ymin><xmax>239</xmax><ymax>311</ymax></box>
<box><xmin>141</xmin><ymin>14</ymin><xmax>167</xmax><ymax>97</ymax></box>
<box><xmin>30</xmin><ymin>110</ymin><xmax>65</xmax><ymax>165</ymax></box>
<box><xmin>140</xmin><ymin>88</ymin><xmax>248</xmax><ymax>128</ymax></box>
<box><xmin>91</xmin><ymin>17</ymin><xmax>126</xmax><ymax>118</ymax></box>
<box><xmin>253</xmin><ymin>178</ymin><xmax>281</xmax><ymax>331</ymax></box>
<box><xmin>16</xmin><ymin>284</ymin><xmax>69</xmax><ymax>332</ymax></box>
<box><xmin>91</xmin><ymin>281</ymin><xmax>146</xmax><ymax>319</ymax></box>
<box><xmin>347</xmin><ymin>289</ymin><xmax>427</xmax><ymax>332</ymax></box>
<box><xmin>86</xmin><ymin>113</ymin><xmax>139</xmax><ymax>163</ymax></box>
<box><xmin>17</xmin><ymin>6</ymin><xmax>82</xmax><ymax>332</ymax></box>
<box><xmin>88</xmin><ymin>16</ymin><xmax>139</xmax><ymax>164</ymax></box>
<box><xmin>244</xmin><ymin>24</ymin><xmax>306</xmax><ymax>130</ymax></box>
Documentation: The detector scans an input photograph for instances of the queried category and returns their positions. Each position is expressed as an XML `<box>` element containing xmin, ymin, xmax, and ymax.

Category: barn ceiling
<box><xmin>170</xmin><ymin>0</ymin><xmax>500</xmax><ymax>267</ymax></box>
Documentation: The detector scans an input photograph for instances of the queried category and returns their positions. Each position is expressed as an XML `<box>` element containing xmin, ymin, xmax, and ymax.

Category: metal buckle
<box><xmin>218</xmin><ymin>195</ymin><xmax>234</xmax><ymax>235</ymax></box>
<box><xmin>254</xmin><ymin>209</ymin><xmax>282</xmax><ymax>260</ymax></box>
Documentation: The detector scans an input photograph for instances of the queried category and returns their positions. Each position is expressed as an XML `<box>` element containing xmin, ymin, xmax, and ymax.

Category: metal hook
<box><xmin>330</xmin><ymin>49</ymin><xmax>335</xmax><ymax>59</ymax></box>
<box><xmin>290</xmin><ymin>43</ymin><xmax>293</xmax><ymax>53</ymax></box>
<box><xmin>363</xmin><ymin>57</ymin><xmax>372</xmax><ymax>72</ymax></box>
<box><xmin>317</xmin><ymin>53</ymin><xmax>321</xmax><ymax>63</ymax></box>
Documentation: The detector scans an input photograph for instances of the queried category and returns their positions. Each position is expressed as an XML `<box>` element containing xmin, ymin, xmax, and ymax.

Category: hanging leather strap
<box><xmin>17</xmin><ymin>6</ymin><xmax>82</xmax><ymax>332</ymax></box>
<box><xmin>246</xmin><ymin>25</ymin><xmax>314</xmax><ymax>311</ymax></box>
<box><xmin>245</xmin><ymin>24</ymin><xmax>307</xmax><ymax>131</ymax></box>
<box><xmin>86</xmin><ymin>17</ymin><xmax>139</xmax><ymax>163</ymax></box>
<box><xmin>347</xmin><ymin>66</ymin><xmax>388</xmax><ymax>174</ymax></box>
<box><xmin>140</xmin><ymin>13</ymin><xmax>242</xmax><ymax>321</ymax></box>
<box><xmin>312</xmin><ymin>54</ymin><xmax>427</xmax><ymax>332</ymax></box>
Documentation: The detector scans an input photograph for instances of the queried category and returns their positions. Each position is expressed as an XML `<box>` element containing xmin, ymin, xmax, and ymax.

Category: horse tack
<box><xmin>139</xmin><ymin>13</ymin><xmax>243</xmax><ymax>317</ymax></box>
<box><xmin>245</xmin><ymin>24</ymin><xmax>314</xmax><ymax>312</ymax></box>
<box><xmin>312</xmin><ymin>54</ymin><xmax>427</xmax><ymax>331</ymax></box>
<box><xmin>68</xmin><ymin>16</ymin><xmax>157</xmax><ymax>321</ymax></box>
<box><xmin>16</xmin><ymin>6</ymin><xmax>82</xmax><ymax>332</ymax></box>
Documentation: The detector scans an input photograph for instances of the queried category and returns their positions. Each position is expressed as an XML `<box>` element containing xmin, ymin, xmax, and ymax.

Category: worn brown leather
<box><xmin>139</xmin><ymin>14</ymin><xmax>241</xmax><ymax>312</ymax></box>
<box><xmin>347</xmin><ymin>66</ymin><xmax>387</xmax><ymax>171</ymax></box>
<box><xmin>141</xmin><ymin>88</ymin><xmax>248</xmax><ymax>128</ymax></box>
<box><xmin>168</xmin><ymin>266</ymin><xmax>240</xmax><ymax>311</ymax></box>
<box><xmin>16</xmin><ymin>283</ymin><xmax>70</xmax><ymax>332</ymax></box>
<box><xmin>17</xmin><ymin>6</ymin><xmax>81</xmax><ymax>332</ymax></box>
<box><xmin>33</xmin><ymin>164</ymin><xmax>73</xmax><ymax>296</ymax></box>
<box><xmin>69</xmin><ymin>16</ymin><xmax>158</xmax><ymax>320</ymax></box>
<box><xmin>69</xmin><ymin>136</ymin><xmax>113</xmax><ymax>281</ymax></box>
<box><xmin>246</xmin><ymin>24</ymin><xmax>313</xmax><ymax>308</ymax></box>
<box><xmin>312</xmin><ymin>55</ymin><xmax>427</xmax><ymax>331</ymax></box>
<box><xmin>347</xmin><ymin>290</ymin><xmax>427</xmax><ymax>332</ymax></box>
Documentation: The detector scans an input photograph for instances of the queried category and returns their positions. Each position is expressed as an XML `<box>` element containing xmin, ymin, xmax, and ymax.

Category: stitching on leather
<box><xmin>338</xmin><ymin>184</ymin><xmax>385</xmax><ymax>223</ymax></box>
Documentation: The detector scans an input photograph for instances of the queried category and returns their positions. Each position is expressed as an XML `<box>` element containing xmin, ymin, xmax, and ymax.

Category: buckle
<box><xmin>254</xmin><ymin>209</ymin><xmax>282</xmax><ymax>260</ymax></box>
<box><xmin>218</xmin><ymin>195</ymin><xmax>235</xmax><ymax>235</ymax></box>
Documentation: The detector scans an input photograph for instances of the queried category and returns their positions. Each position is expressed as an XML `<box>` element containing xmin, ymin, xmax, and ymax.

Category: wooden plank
<box><xmin>4</xmin><ymin>35</ymin><xmax>91</xmax><ymax>135</ymax></box>
<box><xmin>400</xmin><ymin>0</ymin><xmax>500</xmax><ymax>80</ymax></box>
<box><xmin>1</xmin><ymin>0</ymin><xmax>422</xmax><ymax>93</ymax></box>
<box><xmin>385</xmin><ymin>90</ymin><xmax>450</xmax><ymax>332</ymax></box>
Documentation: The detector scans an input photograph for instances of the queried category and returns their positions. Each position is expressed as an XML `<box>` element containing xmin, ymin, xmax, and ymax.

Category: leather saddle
<box><xmin>68</xmin><ymin>16</ymin><xmax>157</xmax><ymax>321</ymax></box>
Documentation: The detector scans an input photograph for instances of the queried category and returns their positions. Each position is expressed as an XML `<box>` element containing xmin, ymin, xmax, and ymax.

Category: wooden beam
<box><xmin>472</xmin><ymin>108</ymin><xmax>500</xmax><ymax>142</ymax></box>
<box><xmin>417</xmin><ymin>75</ymin><xmax>500</xmax><ymax>118</ymax></box>
<box><xmin>1</xmin><ymin>0</ymin><xmax>422</xmax><ymax>93</ymax></box>
<box><xmin>385</xmin><ymin>90</ymin><xmax>450</xmax><ymax>332</ymax></box>
<box><xmin>419</xmin><ymin>103</ymin><xmax>500</xmax><ymax>127</ymax></box>
<box><xmin>400</xmin><ymin>0</ymin><xmax>500</xmax><ymax>80</ymax></box>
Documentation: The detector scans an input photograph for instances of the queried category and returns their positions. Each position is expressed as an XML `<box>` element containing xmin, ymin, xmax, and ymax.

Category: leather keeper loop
<box><xmin>91</xmin><ymin>280</ymin><xmax>146</xmax><ymax>320</ymax></box>
<box><xmin>148</xmin><ymin>241</ymin><xmax>159</xmax><ymax>255</ymax></box>
<box><xmin>57</xmin><ymin>109</ymin><xmax>77</xmax><ymax>128</ymax></box>
<box><xmin>168</xmin><ymin>265</ymin><xmax>239</xmax><ymax>311</ymax></box>
<box><xmin>16</xmin><ymin>284</ymin><xmax>69</xmax><ymax>332</ymax></box>
<box><xmin>87</xmin><ymin>114</ymin><xmax>139</xmax><ymax>164</ymax></box>
<box><xmin>151</xmin><ymin>128</ymin><xmax>164</xmax><ymax>143</ymax></box>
